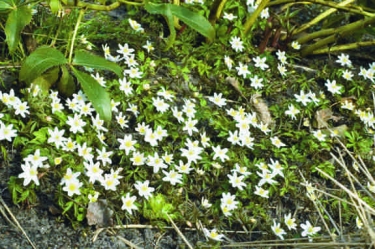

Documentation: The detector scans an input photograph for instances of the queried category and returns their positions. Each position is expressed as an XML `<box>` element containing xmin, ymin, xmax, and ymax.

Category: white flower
<box><xmin>253</xmin><ymin>56</ymin><xmax>269</xmax><ymax>70</ymax></box>
<box><xmin>14</xmin><ymin>101</ymin><xmax>29</xmax><ymax>118</ymax></box>
<box><xmin>291</xmin><ymin>41</ymin><xmax>301</xmax><ymax>50</ymax></box>
<box><xmin>116</xmin><ymin>112</ymin><xmax>129</xmax><ymax>129</ymax></box>
<box><xmin>48</xmin><ymin>127</ymin><xmax>66</xmax><ymax>149</ymax></box>
<box><xmin>342</xmin><ymin>69</ymin><xmax>353</xmax><ymax>81</ymax></box>
<box><xmin>250</xmin><ymin>75</ymin><xmax>264</xmax><ymax>89</ymax></box>
<box><xmin>119</xmin><ymin>77</ymin><xmax>133</xmax><ymax>96</ymax></box>
<box><xmin>143</xmin><ymin>40</ymin><xmax>154</xmax><ymax>53</ymax></box>
<box><xmin>223</xmin><ymin>12</ymin><xmax>237</xmax><ymax>21</ymax></box>
<box><xmin>224</xmin><ymin>55</ymin><xmax>234</xmax><ymax>70</ymax></box>
<box><xmin>84</xmin><ymin>160</ymin><xmax>103</xmax><ymax>184</ymax></box>
<box><xmin>66</xmin><ymin>114</ymin><xmax>86</xmax><ymax>134</ymax></box>
<box><xmin>152</xmin><ymin>97</ymin><xmax>170</xmax><ymax>113</ymax></box>
<box><xmin>147</xmin><ymin>152</ymin><xmax>168</xmax><ymax>173</ymax></box>
<box><xmin>118</xmin><ymin>134</ymin><xmax>137</xmax><ymax>155</ymax></box>
<box><xmin>294</xmin><ymin>90</ymin><xmax>311</xmax><ymax>106</ymax></box>
<box><xmin>336</xmin><ymin>53</ymin><xmax>352</xmax><ymax>67</ymax></box>
<box><xmin>325</xmin><ymin>79</ymin><xmax>342</xmax><ymax>95</ymax></box>
<box><xmin>271</xmin><ymin>220</ymin><xmax>286</xmax><ymax>240</ymax></box>
<box><xmin>208</xmin><ymin>92</ymin><xmax>227</xmax><ymax>107</ymax></box>
<box><xmin>228</xmin><ymin>172</ymin><xmax>246</xmax><ymax>190</ymax></box>
<box><xmin>260</xmin><ymin>8</ymin><xmax>269</xmax><ymax>19</ymax></box>
<box><xmin>183</xmin><ymin>118</ymin><xmax>198</xmax><ymax>136</ymax></box>
<box><xmin>271</xmin><ymin>136</ymin><xmax>286</xmax><ymax>148</ymax></box>
<box><xmin>284</xmin><ymin>213</ymin><xmax>297</xmax><ymax>230</ymax></box>
<box><xmin>162</xmin><ymin>170</ymin><xmax>183</xmax><ymax>185</ymax></box>
<box><xmin>101</xmin><ymin>173</ymin><xmax>120</xmax><ymax>191</ymax></box>
<box><xmin>236</xmin><ymin>62</ymin><xmax>250</xmax><ymax>78</ymax></box>
<box><xmin>0</xmin><ymin>122</ymin><xmax>17</xmax><ymax>142</ymax></box>
<box><xmin>176</xmin><ymin>160</ymin><xmax>193</xmax><ymax>174</ymax></box>
<box><xmin>285</xmin><ymin>104</ymin><xmax>300</xmax><ymax>120</ymax></box>
<box><xmin>201</xmin><ymin>197</ymin><xmax>212</xmax><ymax>208</ymax></box>
<box><xmin>313</xmin><ymin>129</ymin><xmax>326</xmax><ymax>141</ymax></box>
<box><xmin>77</xmin><ymin>142</ymin><xmax>94</xmax><ymax>162</ymax></box>
<box><xmin>276</xmin><ymin>50</ymin><xmax>287</xmax><ymax>64</ymax></box>
<box><xmin>230</xmin><ymin>36</ymin><xmax>244</xmax><ymax>52</ymax></box>
<box><xmin>24</xmin><ymin>149</ymin><xmax>48</xmax><ymax>167</ymax></box>
<box><xmin>62</xmin><ymin>178</ymin><xmax>83</xmax><ymax>197</ymax></box>
<box><xmin>356</xmin><ymin>217</ymin><xmax>363</xmax><ymax>229</ymax></box>
<box><xmin>96</xmin><ymin>147</ymin><xmax>113</xmax><ymax>166</ymax></box>
<box><xmin>18</xmin><ymin>162</ymin><xmax>39</xmax><ymax>186</ymax></box>
<box><xmin>300</xmin><ymin>220</ymin><xmax>321</xmax><ymax>237</ymax></box>
<box><xmin>134</xmin><ymin>180</ymin><xmax>155</xmax><ymax>200</ymax></box>
<box><xmin>212</xmin><ymin>145</ymin><xmax>229</xmax><ymax>162</ymax></box>
<box><xmin>124</xmin><ymin>67</ymin><xmax>143</xmax><ymax>79</ymax></box>
<box><xmin>254</xmin><ymin>185</ymin><xmax>269</xmax><ymax>198</ymax></box>
<box><xmin>220</xmin><ymin>192</ymin><xmax>238</xmax><ymax>211</ymax></box>
<box><xmin>91</xmin><ymin>72</ymin><xmax>106</xmax><ymax>87</ymax></box>
<box><xmin>121</xmin><ymin>193</ymin><xmax>138</xmax><ymax>214</ymax></box>
<box><xmin>203</xmin><ymin>228</ymin><xmax>225</xmax><ymax>241</ymax></box>
<box><xmin>257</xmin><ymin>169</ymin><xmax>277</xmax><ymax>186</ymax></box>
<box><xmin>227</xmin><ymin>130</ymin><xmax>241</xmax><ymax>145</ymax></box>
<box><xmin>128</xmin><ymin>18</ymin><xmax>144</xmax><ymax>32</ymax></box>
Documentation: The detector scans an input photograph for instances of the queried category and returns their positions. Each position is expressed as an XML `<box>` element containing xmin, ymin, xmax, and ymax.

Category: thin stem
<box><xmin>269</xmin><ymin>0</ymin><xmax>375</xmax><ymax>16</ymax></box>
<box><xmin>68</xmin><ymin>9</ymin><xmax>85</xmax><ymax>64</ymax></box>
<box><xmin>292</xmin><ymin>0</ymin><xmax>355</xmax><ymax>36</ymax></box>
<box><xmin>244</xmin><ymin>0</ymin><xmax>271</xmax><ymax>35</ymax></box>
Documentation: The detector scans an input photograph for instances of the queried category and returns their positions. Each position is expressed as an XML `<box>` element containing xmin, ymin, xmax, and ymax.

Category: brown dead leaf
<box><xmin>251</xmin><ymin>93</ymin><xmax>273</xmax><ymax>126</ymax></box>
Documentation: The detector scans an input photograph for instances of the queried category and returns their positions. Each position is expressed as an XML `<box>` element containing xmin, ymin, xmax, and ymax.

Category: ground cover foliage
<box><xmin>1</xmin><ymin>0</ymin><xmax>375</xmax><ymax>247</ymax></box>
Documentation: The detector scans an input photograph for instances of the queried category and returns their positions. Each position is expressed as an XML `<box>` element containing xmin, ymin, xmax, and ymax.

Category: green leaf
<box><xmin>0</xmin><ymin>0</ymin><xmax>13</xmax><ymax>13</ymax></box>
<box><xmin>19</xmin><ymin>46</ymin><xmax>68</xmax><ymax>84</ymax></box>
<box><xmin>72</xmin><ymin>50</ymin><xmax>122</xmax><ymax>77</ymax></box>
<box><xmin>5</xmin><ymin>5</ymin><xmax>32</xmax><ymax>53</ymax></box>
<box><xmin>57</xmin><ymin>65</ymin><xmax>76</xmax><ymax>97</ymax></box>
<box><xmin>169</xmin><ymin>4</ymin><xmax>215</xmax><ymax>42</ymax></box>
<box><xmin>49</xmin><ymin>0</ymin><xmax>62</xmax><ymax>14</ymax></box>
<box><xmin>145</xmin><ymin>3</ymin><xmax>215</xmax><ymax>44</ymax></box>
<box><xmin>144</xmin><ymin>2</ymin><xmax>176</xmax><ymax>50</ymax></box>
<box><xmin>72</xmin><ymin>67</ymin><xmax>112</xmax><ymax>122</ymax></box>
<box><xmin>30</xmin><ymin>127</ymin><xmax>49</xmax><ymax>144</ymax></box>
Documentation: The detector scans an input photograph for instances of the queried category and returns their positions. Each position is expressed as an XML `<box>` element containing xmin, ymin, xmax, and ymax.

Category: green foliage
<box><xmin>19</xmin><ymin>46</ymin><xmax>68</xmax><ymax>84</ymax></box>
<box><xmin>144</xmin><ymin>2</ymin><xmax>215</xmax><ymax>50</ymax></box>
<box><xmin>143</xmin><ymin>194</ymin><xmax>179</xmax><ymax>224</ymax></box>
<box><xmin>72</xmin><ymin>50</ymin><xmax>122</xmax><ymax>77</ymax></box>
<box><xmin>4</xmin><ymin>3</ymin><xmax>32</xmax><ymax>54</ymax></box>
<box><xmin>1</xmin><ymin>0</ymin><xmax>375</xmax><ymax>247</ymax></box>
<box><xmin>72</xmin><ymin>68</ymin><xmax>112</xmax><ymax>122</ymax></box>
<box><xmin>19</xmin><ymin>46</ymin><xmax>116</xmax><ymax>121</ymax></box>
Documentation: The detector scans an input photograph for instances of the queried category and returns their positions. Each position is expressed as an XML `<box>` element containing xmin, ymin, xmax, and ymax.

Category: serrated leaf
<box><xmin>72</xmin><ymin>67</ymin><xmax>112</xmax><ymax>122</ymax></box>
<box><xmin>19</xmin><ymin>46</ymin><xmax>67</xmax><ymax>84</ymax></box>
<box><xmin>31</xmin><ymin>127</ymin><xmax>49</xmax><ymax>144</ymax></box>
<box><xmin>169</xmin><ymin>4</ymin><xmax>215</xmax><ymax>42</ymax></box>
<box><xmin>5</xmin><ymin>5</ymin><xmax>32</xmax><ymax>53</ymax></box>
<box><xmin>72</xmin><ymin>50</ymin><xmax>122</xmax><ymax>77</ymax></box>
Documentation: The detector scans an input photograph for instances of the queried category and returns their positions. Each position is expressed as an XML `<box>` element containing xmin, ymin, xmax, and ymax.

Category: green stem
<box><xmin>297</xmin><ymin>27</ymin><xmax>335</xmax><ymax>45</ymax></box>
<box><xmin>208</xmin><ymin>0</ymin><xmax>228</xmax><ymax>25</ymax></box>
<box><xmin>300</xmin><ymin>15</ymin><xmax>375</xmax><ymax>56</ymax></box>
<box><xmin>68</xmin><ymin>8</ymin><xmax>84</xmax><ymax>64</ymax></box>
<box><xmin>60</xmin><ymin>0</ymin><xmax>143</xmax><ymax>10</ymax></box>
<box><xmin>309</xmin><ymin>40</ymin><xmax>375</xmax><ymax>55</ymax></box>
<box><xmin>269</xmin><ymin>0</ymin><xmax>374</xmax><ymax>17</ymax></box>
<box><xmin>244</xmin><ymin>0</ymin><xmax>271</xmax><ymax>35</ymax></box>
<box><xmin>292</xmin><ymin>0</ymin><xmax>355</xmax><ymax>36</ymax></box>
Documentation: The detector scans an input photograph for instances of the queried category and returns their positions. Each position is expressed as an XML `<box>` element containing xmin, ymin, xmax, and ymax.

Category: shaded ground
<box><xmin>0</xmin><ymin>149</ymin><xmax>205</xmax><ymax>248</ymax></box>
